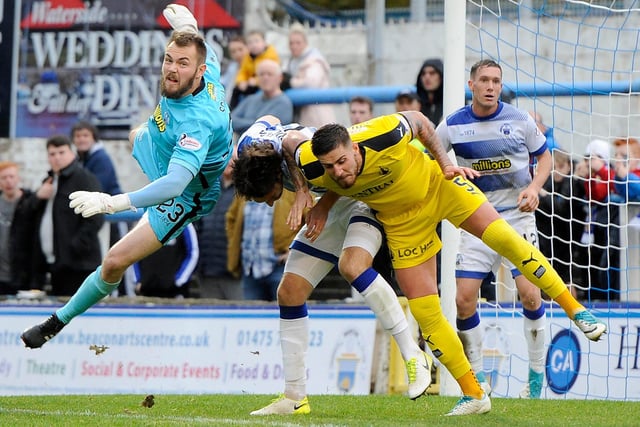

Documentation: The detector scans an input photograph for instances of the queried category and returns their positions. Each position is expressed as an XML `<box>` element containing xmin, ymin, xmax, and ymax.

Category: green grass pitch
<box><xmin>1</xmin><ymin>394</ymin><xmax>639</xmax><ymax>426</ymax></box>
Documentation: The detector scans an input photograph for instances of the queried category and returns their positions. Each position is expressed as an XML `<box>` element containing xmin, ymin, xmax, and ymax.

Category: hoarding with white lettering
<box><xmin>0</xmin><ymin>305</ymin><xmax>377</xmax><ymax>395</ymax></box>
<box><xmin>14</xmin><ymin>0</ymin><xmax>239</xmax><ymax>138</ymax></box>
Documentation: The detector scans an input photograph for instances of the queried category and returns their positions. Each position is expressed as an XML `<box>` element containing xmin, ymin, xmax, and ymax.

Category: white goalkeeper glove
<box><xmin>163</xmin><ymin>4</ymin><xmax>198</xmax><ymax>34</ymax></box>
<box><xmin>69</xmin><ymin>191</ymin><xmax>134</xmax><ymax>218</ymax></box>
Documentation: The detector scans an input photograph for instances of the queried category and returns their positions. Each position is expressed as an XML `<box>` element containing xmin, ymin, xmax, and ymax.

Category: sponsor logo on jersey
<box><xmin>352</xmin><ymin>180</ymin><xmax>393</xmax><ymax>198</ymax></box>
<box><xmin>153</xmin><ymin>104</ymin><xmax>166</xmax><ymax>132</ymax></box>
<box><xmin>207</xmin><ymin>82</ymin><xmax>216</xmax><ymax>100</ymax></box>
<box><xmin>379</xmin><ymin>166</ymin><xmax>390</xmax><ymax>175</ymax></box>
<box><xmin>471</xmin><ymin>158</ymin><xmax>512</xmax><ymax>172</ymax></box>
<box><xmin>178</xmin><ymin>133</ymin><xmax>202</xmax><ymax>150</ymax></box>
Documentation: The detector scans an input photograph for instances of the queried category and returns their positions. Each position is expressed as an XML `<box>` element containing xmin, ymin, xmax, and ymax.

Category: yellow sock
<box><xmin>481</xmin><ymin>219</ymin><xmax>566</xmax><ymax>300</ymax></box>
<box><xmin>408</xmin><ymin>295</ymin><xmax>474</xmax><ymax>381</ymax></box>
<box><xmin>555</xmin><ymin>290</ymin><xmax>585</xmax><ymax>318</ymax></box>
<box><xmin>458</xmin><ymin>370</ymin><xmax>484</xmax><ymax>399</ymax></box>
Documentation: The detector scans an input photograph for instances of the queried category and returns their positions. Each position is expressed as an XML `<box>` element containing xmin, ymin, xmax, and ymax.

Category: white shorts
<box><xmin>284</xmin><ymin>197</ymin><xmax>384</xmax><ymax>287</ymax></box>
<box><xmin>455</xmin><ymin>208</ymin><xmax>538</xmax><ymax>279</ymax></box>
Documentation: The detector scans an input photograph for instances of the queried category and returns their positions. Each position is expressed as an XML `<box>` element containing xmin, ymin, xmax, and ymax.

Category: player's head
<box><xmin>311</xmin><ymin>123</ymin><xmax>360</xmax><ymax>189</ymax></box>
<box><xmin>161</xmin><ymin>31</ymin><xmax>207</xmax><ymax>99</ymax></box>
<box><xmin>232</xmin><ymin>143</ymin><xmax>284</xmax><ymax>205</ymax></box>
<box><xmin>468</xmin><ymin>59</ymin><xmax>503</xmax><ymax>114</ymax></box>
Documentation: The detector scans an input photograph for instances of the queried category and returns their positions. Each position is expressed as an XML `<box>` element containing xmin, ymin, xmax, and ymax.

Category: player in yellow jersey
<box><xmin>292</xmin><ymin>110</ymin><xmax>606</xmax><ymax>416</ymax></box>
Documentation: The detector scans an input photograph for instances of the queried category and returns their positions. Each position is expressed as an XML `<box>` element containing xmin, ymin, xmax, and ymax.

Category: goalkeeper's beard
<box><xmin>161</xmin><ymin>71</ymin><xmax>197</xmax><ymax>99</ymax></box>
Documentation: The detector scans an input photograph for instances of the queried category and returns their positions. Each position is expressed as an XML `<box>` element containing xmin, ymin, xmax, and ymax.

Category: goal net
<box><xmin>461</xmin><ymin>0</ymin><xmax>640</xmax><ymax>400</ymax></box>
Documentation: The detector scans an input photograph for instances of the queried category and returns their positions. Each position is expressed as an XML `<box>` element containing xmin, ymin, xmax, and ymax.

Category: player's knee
<box><xmin>338</xmin><ymin>247</ymin><xmax>373</xmax><ymax>282</ymax></box>
<box><xmin>518</xmin><ymin>285</ymin><xmax>542</xmax><ymax>310</ymax></box>
<box><xmin>337</xmin><ymin>258</ymin><xmax>365</xmax><ymax>282</ymax></box>
<box><xmin>455</xmin><ymin>293</ymin><xmax>478</xmax><ymax>319</ymax></box>
<box><xmin>101</xmin><ymin>251</ymin><xmax>129</xmax><ymax>279</ymax></box>
<box><xmin>276</xmin><ymin>275</ymin><xmax>309</xmax><ymax>306</ymax></box>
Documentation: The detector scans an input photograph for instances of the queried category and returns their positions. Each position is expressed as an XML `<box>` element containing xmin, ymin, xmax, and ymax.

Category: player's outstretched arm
<box><xmin>69</xmin><ymin>164</ymin><xmax>193</xmax><ymax>218</ymax></box>
<box><xmin>163</xmin><ymin>4</ymin><xmax>198</xmax><ymax>34</ymax></box>
<box><xmin>69</xmin><ymin>192</ymin><xmax>134</xmax><ymax>218</ymax></box>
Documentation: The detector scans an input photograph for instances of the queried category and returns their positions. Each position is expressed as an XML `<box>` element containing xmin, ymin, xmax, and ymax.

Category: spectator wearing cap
<box><xmin>395</xmin><ymin>89</ymin><xmax>422</xmax><ymax>113</ymax></box>
<box><xmin>394</xmin><ymin>90</ymin><xmax>424</xmax><ymax>151</ymax></box>
<box><xmin>415</xmin><ymin>58</ymin><xmax>444</xmax><ymax>125</ymax></box>
<box><xmin>575</xmin><ymin>139</ymin><xmax>615</xmax><ymax>203</ymax></box>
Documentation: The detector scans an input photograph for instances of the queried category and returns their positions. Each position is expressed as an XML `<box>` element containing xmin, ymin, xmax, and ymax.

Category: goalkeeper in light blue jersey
<box><xmin>21</xmin><ymin>4</ymin><xmax>233</xmax><ymax>349</ymax></box>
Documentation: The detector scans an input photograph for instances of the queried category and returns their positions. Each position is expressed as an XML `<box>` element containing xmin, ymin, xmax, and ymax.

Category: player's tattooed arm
<box><xmin>402</xmin><ymin>110</ymin><xmax>479</xmax><ymax>180</ymax></box>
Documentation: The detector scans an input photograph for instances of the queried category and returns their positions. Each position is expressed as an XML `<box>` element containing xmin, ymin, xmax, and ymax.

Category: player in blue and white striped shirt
<box><xmin>436</xmin><ymin>59</ymin><xmax>552</xmax><ymax>398</ymax></box>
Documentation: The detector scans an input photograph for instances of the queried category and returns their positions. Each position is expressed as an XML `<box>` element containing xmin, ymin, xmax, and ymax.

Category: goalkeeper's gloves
<box><xmin>69</xmin><ymin>191</ymin><xmax>135</xmax><ymax>218</ymax></box>
<box><xmin>163</xmin><ymin>4</ymin><xmax>198</xmax><ymax>34</ymax></box>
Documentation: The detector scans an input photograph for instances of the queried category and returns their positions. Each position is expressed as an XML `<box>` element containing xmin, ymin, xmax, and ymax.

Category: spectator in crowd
<box><xmin>231</xmin><ymin>59</ymin><xmax>293</xmax><ymax>135</ymax></box>
<box><xmin>395</xmin><ymin>89</ymin><xmax>422</xmax><ymax>113</ymax></box>
<box><xmin>71</xmin><ymin>121</ymin><xmax>121</xmax><ymax>197</ymax></box>
<box><xmin>21</xmin><ymin>5</ymin><xmax>234</xmax><ymax>348</ymax></box>
<box><xmin>0</xmin><ymin>162</ymin><xmax>38</xmax><ymax>294</ymax></box>
<box><xmin>284</xmin><ymin>22</ymin><xmax>335</xmax><ymax>128</ymax></box>
<box><xmin>230</xmin><ymin>30</ymin><xmax>280</xmax><ymax>110</ymax></box>
<box><xmin>196</xmin><ymin>161</ymin><xmax>242</xmax><ymax>300</ymax></box>
<box><xmin>613</xmin><ymin>137</ymin><xmax>640</xmax><ymax>202</ymax></box>
<box><xmin>71</xmin><ymin>120</ymin><xmax>127</xmax><ymax>265</ymax></box>
<box><xmin>529</xmin><ymin>111</ymin><xmax>559</xmax><ymax>151</ymax></box>
<box><xmin>394</xmin><ymin>89</ymin><xmax>423</xmax><ymax>151</ymax></box>
<box><xmin>348</xmin><ymin>95</ymin><xmax>374</xmax><ymax>125</ymax></box>
<box><xmin>32</xmin><ymin>135</ymin><xmax>104</xmax><ymax>296</ymax></box>
<box><xmin>226</xmin><ymin>188</ymin><xmax>299</xmax><ymax>301</ymax></box>
<box><xmin>415</xmin><ymin>58</ymin><xmax>444</xmax><ymax>125</ymax></box>
<box><xmin>574</xmin><ymin>139</ymin><xmax>615</xmax><ymax>203</ymax></box>
<box><xmin>221</xmin><ymin>35</ymin><xmax>248</xmax><ymax>106</ymax></box>
<box><xmin>574</xmin><ymin>139</ymin><xmax>620</xmax><ymax>300</ymax></box>
<box><xmin>437</xmin><ymin>59</ymin><xmax>552</xmax><ymax>398</ymax></box>
<box><xmin>537</xmin><ymin>150</ymin><xmax>587</xmax><ymax>297</ymax></box>
<box><xmin>134</xmin><ymin>223</ymin><xmax>198</xmax><ymax>298</ymax></box>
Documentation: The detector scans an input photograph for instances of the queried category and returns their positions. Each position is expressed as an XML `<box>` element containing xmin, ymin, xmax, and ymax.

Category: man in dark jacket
<box><xmin>0</xmin><ymin>161</ymin><xmax>38</xmax><ymax>293</ymax></box>
<box><xmin>32</xmin><ymin>135</ymin><xmax>104</xmax><ymax>296</ymax></box>
<box><xmin>415</xmin><ymin>58</ymin><xmax>444</xmax><ymax>125</ymax></box>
